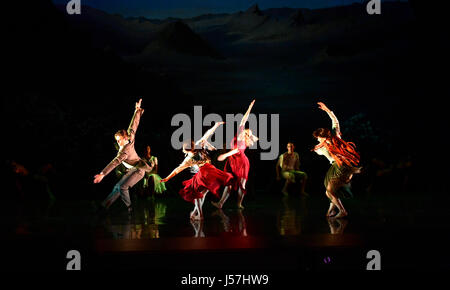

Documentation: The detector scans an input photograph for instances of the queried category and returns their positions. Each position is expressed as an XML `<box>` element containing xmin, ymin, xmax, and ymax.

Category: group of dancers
<box><xmin>94</xmin><ymin>99</ymin><xmax>361</xmax><ymax>220</ymax></box>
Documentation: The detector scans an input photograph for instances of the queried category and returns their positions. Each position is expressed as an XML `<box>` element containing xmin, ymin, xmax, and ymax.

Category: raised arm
<box><xmin>195</xmin><ymin>121</ymin><xmax>225</xmax><ymax>148</ymax></box>
<box><xmin>239</xmin><ymin>99</ymin><xmax>256</xmax><ymax>127</ymax></box>
<box><xmin>160</xmin><ymin>156</ymin><xmax>191</xmax><ymax>183</ymax></box>
<box><xmin>318</xmin><ymin>102</ymin><xmax>341</xmax><ymax>138</ymax></box>
<box><xmin>128</xmin><ymin>99</ymin><xmax>145</xmax><ymax>142</ymax></box>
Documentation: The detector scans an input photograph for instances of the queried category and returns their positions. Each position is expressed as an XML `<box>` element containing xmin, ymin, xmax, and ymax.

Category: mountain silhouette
<box><xmin>145</xmin><ymin>21</ymin><xmax>223</xmax><ymax>59</ymax></box>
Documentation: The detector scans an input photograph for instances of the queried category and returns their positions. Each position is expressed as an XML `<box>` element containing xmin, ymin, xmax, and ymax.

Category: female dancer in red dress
<box><xmin>313</xmin><ymin>102</ymin><xmax>361</xmax><ymax>218</ymax></box>
<box><xmin>212</xmin><ymin>100</ymin><xmax>258</xmax><ymax>209</ymax></box>
<box><xmin>161</xmin><ymin>122</ymin><xmax>233</xmax><ymax>220</ymax></box>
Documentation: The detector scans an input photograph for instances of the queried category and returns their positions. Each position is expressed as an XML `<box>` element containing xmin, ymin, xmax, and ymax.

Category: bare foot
<box><xmin>334</xmin><ymin>211</ymin><xmax>348</xmax><ymax>218</ymax></box>
<box><xmin>211</xmin><ymin>201</ymin><xmax>222</xmax><ymax>209</ymax></box>
<box><xmin>326</xmin><ymin>210</ymin><xmax>337</xmax><ymax>217</ymax></box>
<box><xmin>237</xmin><ymin>204</ymin><xmax>245</xmax><ymax>209</ymax></box>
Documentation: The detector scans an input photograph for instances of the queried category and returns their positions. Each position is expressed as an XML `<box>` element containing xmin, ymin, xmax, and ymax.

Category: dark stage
<box><xmin>3</xmin><ymin>189</ymin><xmax>448</xmax><ymax>275</ymax></box>
<box><xmin>4</xmin><ymin>0</ymin><xmax>450</xmax><ymax>278</ymax></box>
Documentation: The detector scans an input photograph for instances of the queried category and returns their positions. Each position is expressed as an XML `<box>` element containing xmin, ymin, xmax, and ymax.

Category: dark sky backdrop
<box><xmin>52</xmin><ymin>0</ymin><xmax>406</xmax><ymax>19</ymax></box>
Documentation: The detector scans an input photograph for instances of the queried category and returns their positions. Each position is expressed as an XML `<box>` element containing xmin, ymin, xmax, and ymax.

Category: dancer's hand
<box><xmin>161</xmin><ymin>177</ymin><xmax>169</xmax><ymax>183</ymax></box>
<box><xmin>93</xmin><ymin>173</ymin><xmax>104</xmax><ymax>184</ymax></box>
<box><xmin>216</xmin><ymin>121</ymin><xmax>225</xmax><ymax>126</ymax></box>
<box><xmin>318</xmin><ymin>102</ymin><xmax>330</xmax><ymax>112</ymax></box>
<box><xmin>135</xmin><ymin>98</ymin><xmax>142</xmax><ymax>110</ymax></box>
<box><xmin>217</xmin><ymin>154</ymin><xmax>227</xmax><ymax>161</ymax></box>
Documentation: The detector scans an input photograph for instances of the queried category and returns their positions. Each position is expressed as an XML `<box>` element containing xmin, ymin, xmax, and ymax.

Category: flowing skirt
<box><xmin>324</xmin><ymin>162</ymin><xmax>359</xmax><ymax>199</ymax></box>
<box><xmin>143</xmin><ymin>173</ymin><xmax>167</xmax><ymax>194</ymax></box>
<box><xmin>224</xmin><ymin>151</ymin><xmax>250</xmax><ymax>194</ymax></box>
<box><xmin>180</xmin><ymin>163</ymin><xmax>233</xmax><ymax>203</ymax></box>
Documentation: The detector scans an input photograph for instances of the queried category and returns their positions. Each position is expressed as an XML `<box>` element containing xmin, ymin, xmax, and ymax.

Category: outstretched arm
<box><xmin>217</xmin><ymin>148</ymin><xmax>239</xmax><ymax>161</ymax></box>
<box><xmin>239</xmin><ymin>99</ymin><xmax>256</xmax><ymax>127</ymax></box>
<box><xmin>94</xmin><ymin>150</ymin><xmax>128</xmax><ymax>183</ymax></box>
<box><xmin>318</xmin><ymin>102</ymin><xmax>341</xmax><ymax>138</ymax></box>
<box><xmin>195</xmin><ymin>121</ymin><xmax>225</xmax><ymax>148</ymax></box>
<box><xmin>128</xmin><ymin>98</ymin><xmax>145</xmax><ymax>142</ymax></box>
<box><xmin>160</xmin><ymin>156</ymin><xmax>191</xmax><ymax>183</ymax></box>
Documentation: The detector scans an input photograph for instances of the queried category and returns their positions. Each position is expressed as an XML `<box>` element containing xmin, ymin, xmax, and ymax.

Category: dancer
<box><xmin>161</xmin><ymin>122</ymin><xmax>233</xmax><ymax>220</ymax></box>
<box><xmin>93</xmin><ymin>99</ymin><xmax>155</xmax><ymax>214</ymax></box>
<box><xmin>212</xmin><ymin>100</ymin><xmax>258</xmax><ymax>209</ymax></box>
<box><xmin>276</xmin><ymin>142</ymin><xmax>308</xmax><ymax>196</ymax></box>
<box><xmin>313</xmin><ymin>102</ymin><xmax>361</xmax><ymax>218</ymax></box>
<box><xmin>142</xmin><ymin>145</ymin><xmax>167</xmax><ymax>195</ymax></box>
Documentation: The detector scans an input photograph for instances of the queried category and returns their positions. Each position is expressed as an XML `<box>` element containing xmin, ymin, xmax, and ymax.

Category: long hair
<box><xmin>183</xmin><ymin>140</ymin><xmax>210</xmax><ymax>161</ymax></box>
<box><xmin>313</xmin><ymin>128</ymin><xmax>360</xmax><ymax>167</ymax></box>
<box><xmin>236</xmin><ymin>128</ymin><xmax>258</xmax><ymax>148</ymax></box>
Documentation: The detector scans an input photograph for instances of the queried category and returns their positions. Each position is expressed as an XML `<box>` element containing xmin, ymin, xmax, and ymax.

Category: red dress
<box><xmin>179</xmin><ymin>163</ymin><xmax>233</xmax><ymax>203</ymax></box>
<box><xmin>224</xmin><ymin>133</ymin><xmax>250</xmax><ymax>195</ymax></box>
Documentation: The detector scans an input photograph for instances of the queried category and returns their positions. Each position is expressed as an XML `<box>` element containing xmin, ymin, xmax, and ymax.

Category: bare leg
<box><xmin>190</xmin><ymin>201</ymin><xmax>199</xmax><ymax>220</ymax></box>
<box><xmin>326</xmin><ymin>184</ymin><xmax>346</xmax><ymax>218</ymax></box>
<box><xmin>237</xmin><ymin>188</ymin><xmax>245</xmax><ymax>209</ymax></box>
<box><xmin>334</xmin><ymin>198</ymin><xmax>348</xmax><ymax>218</ymax></box>
<box><xmin>237</xmin><ymin>179</ymin><xmax>246</xmax><ymax>209</ymax></box>
<box><xmin>193</xmin><ymin>189</ymin><xmax>208</xmax><ymax>220</ymax></box>
<box><xmin>212</xmin><ymin>186</ymin><xmax>230</xmax><ymax>209</ymax></box>
<box><xmin>191</xmin><ymin>190</ymin><xmax>208</xmax><ymax>219</ymax></box>
<box><xmin>325</xmin><ymin>191</ymin><xmax>336</xmax><ymax>216</ymax></box>
<box><xmin>200</xmin><ymin>191</ymin><xmax>208</xmax><ymax>208</ymax></box>
<box><xmin>326</xmin><ymin>201</ymin><xmax>337</xmax><ymax>217</ymax></box>
<box><xmin>195</xmin><ymin>198</ymin><xmax>204</xmax><ymax>220</ymax></box>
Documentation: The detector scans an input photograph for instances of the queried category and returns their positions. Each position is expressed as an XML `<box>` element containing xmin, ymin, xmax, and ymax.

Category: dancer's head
<box><xmin>238</xmin><ymin>129</ymin><xmax>259</xmax><ymax>147</ymax></box>
<box><xmin>115</xmin><ymin>129</ymin><xmax>130</xmax><ymax>147</ymax></box>
<box><xmin>145</xmin><ymin>145</ymin><xmax>151</xmax><ymax>158</ymax></box>
<box><xmin>182</xmin><ymin>140</ymin><xmax>196</xmax><ymax>154</ymax></box>
<box><xmin>313</xmin><ymin>128</ymin><xmax>331</xmax><ymax>143</ymax></box>
<box><xmin>287</xmin><ymin>142</ymin><xmax>295</xmax><ymax>153</ymax></box>
<box><xmin>312</xmin><ymin>128</ymin><xmax>360</xmax><ymax>167</ymax></box>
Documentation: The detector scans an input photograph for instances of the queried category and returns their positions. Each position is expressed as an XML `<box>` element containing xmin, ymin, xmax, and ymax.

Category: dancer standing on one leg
<box><xmin>93</xmin><ymin>99</ymin><xmax>155</xmax><ymax>214</ymax></box>
<box><xmin>212</xmin><ymin>100</ymin><xmax>258</xmax><ymax>209</ymax></box>
<box><xmin>313</xmin><ymin>102</ymin><xmax>361</xmax><ymax>218</ymax></box>
<box><xmin>161</xmin><ymin>122</ymin><xmax>233</xmax><ymax>220</ymax></box>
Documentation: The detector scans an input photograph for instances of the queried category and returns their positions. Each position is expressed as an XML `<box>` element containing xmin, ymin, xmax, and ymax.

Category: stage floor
<box><xmin>2</xmin><ymin>191</ymin><xmax>449</xmax><ymax>272</ymax></box>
